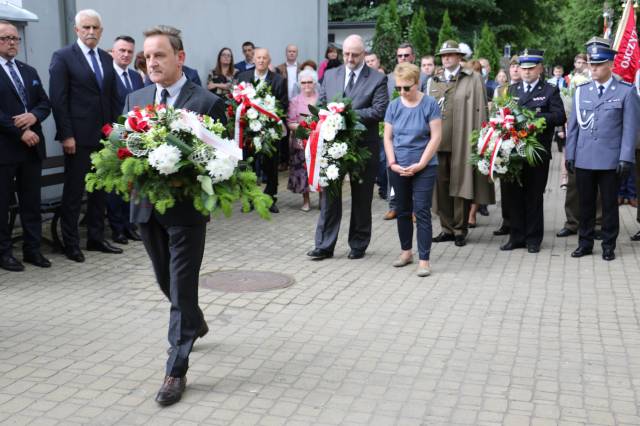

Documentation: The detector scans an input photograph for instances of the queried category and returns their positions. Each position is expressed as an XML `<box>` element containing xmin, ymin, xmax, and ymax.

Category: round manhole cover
<box><xmin>200</xmin><ymin>270</ymin><xmax>294</xmax><ymax>292</ymax></box>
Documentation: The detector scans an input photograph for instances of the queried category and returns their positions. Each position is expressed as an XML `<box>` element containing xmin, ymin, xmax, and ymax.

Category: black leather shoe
<box><xmin>433</xmin><ymin>232</ymin><xmax>455</xmax><ymax>243</ymax></box>
<box><xmin>112</xmin><ymin>233</ymin><xmax>128</xmax><ymax>245</ymax></box>
<box><xmin>64</xmin><ymin>247</ymin><xmax>85</xmax><ymax>263</ymax></box>
<box><xmin>155</xmin><ymin>376</ymin><xmax>186</xmax><ymax>406</ymax></box>
<box><xmin>0</xmin><ymin>254</ymin><xmax>25</xmax><ymax>272</ymax></box>
<box><xmin>124</xmin><ymin>228</ymin><xmax>142</xmax><ymax>241</ymax></box>
<box><xmin>348</xmin><ymin>249</ymin><xmax>365</xmax><ymax>259</ymax></box>
<box><xmin>478</xmin><ymin>205</ymin><xmax>489</xmax><ymax>216</ymax></box>
<box><xmin>500</xmin><ymin>241</ymin><xmax>526</xmax><ymax>251</ymax></box>
<box><xmin>602</xmin><ymin>249</ymin><xmax>615</xmax><ymax>261</ymax></box>
<box><xmin>87</xmin><ymin>239</ymin><xmax>124</xmax><ymax>254</ymax></box>
<box><xmin>556</xmin><ymin>228</ymin><xmax>577</xmax><ymax>237</ymax></box>
<box><xmin>493</xmin><ymin>226</ymin><xmax>510</xmax><ymax>236</ymax></box>
<box><xmin>269</xmin><ymin>203</ymin><xmax>279</xmax><ymax>213</ymax></box>
<box><xmin>454</xmin><ymin>235</ymin><xmax>466</xmax><ymax>247</ymax></box>
<box><xmin>631</xmin><ymin>231</ymin><xmax>640</xmax><ymax>241</ymax></box>
<box><xmin>527</xmin><ymin>244</ymin><xmax>540</xmax><ymax>253</ymax></box>
<box><xmin>571</xmin><ymin>246</ymin><xmax>593</xmax><ymax>258</ymax></box>
<box><xmin>306</xmin><ymin>248</ymin><xmax>333</xmax><ymax>260</ymax></box>
<box><xmin>23</xmin><ymin>252</ymin><xmax>51</xmax><ymax>268</ymax></box>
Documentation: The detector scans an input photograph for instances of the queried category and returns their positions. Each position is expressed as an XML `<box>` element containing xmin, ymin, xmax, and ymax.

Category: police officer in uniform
<box><xmin>565</xmin><ymin>40</ymin><xmax>640</xmax><ymax>261</ymax></box>
<box><xmin>500</xmin><ymin>49</ymin><xmax>565</xmax><ymax>253</ymax></box>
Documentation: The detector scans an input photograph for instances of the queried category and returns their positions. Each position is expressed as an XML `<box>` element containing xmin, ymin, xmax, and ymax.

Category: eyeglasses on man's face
<box><xmin>396</xmin><ymin>54</ymin><xmax>411</xmax><ymax>59</ymax></box>
<box><xmin>300</xmin><ymin>81</ymin><xmax>314</xmax><ymax>85</ymax></box>
<box><xmin>0</xmin><ymin>36</ymin><xmax>21</xmax><ymax>43</ymax></box>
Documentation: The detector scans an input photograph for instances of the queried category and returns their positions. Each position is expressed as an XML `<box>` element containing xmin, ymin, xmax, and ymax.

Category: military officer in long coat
<box><xmin>565</xmin><ymin>40</ymin><xmax>640</xmax><ymax>261</ymax></box>
<box><xmin>500</xmin><ymin>49</ymin><xmax>566</xmax><ymax>253</ymax></box>
<box><xmin>428</xmin><ymin>40</ymin><xmax>494</xmax><ymax>247</ymax></box>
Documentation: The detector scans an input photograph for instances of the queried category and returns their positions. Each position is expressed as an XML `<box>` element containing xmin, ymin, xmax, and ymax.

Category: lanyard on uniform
<box><xmin>575</xmin><ymin>86</ymin><xmax>594</xmax><ymax>130</ymax></box>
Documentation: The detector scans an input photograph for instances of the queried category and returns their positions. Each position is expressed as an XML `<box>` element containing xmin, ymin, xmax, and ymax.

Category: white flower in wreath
<box><xmin>500</xmin><ymin>139</ymin><xmax>515</xmax><ymax>157</ymax></box>
<box><xmin>321</xmin><ymin>123</ymin><xmax>338</xmax><ymax>142</ymax></box>
<box><xmin>263</xmin><ymin>95</ymin><xmax>276</xmax><ymax>111</ymax></box>
<box><xmin>253</xmin><ymin>137</ymin><xmax>263</xmax><ymax>151</ymax></box>
<box><xmin>268</xmin><ymin>127</ymin><xmax>278</xmax><ymax>139</ymax></box>
<box><xmin>169</xmin><ymin>116</ymin><xmax>193</xmax><ymax>134</ymax></box>
<box><xmin>249</xmin><ymin>119</ymin><xmax>262</xmax><ymax>132</ymax></box>
<box><xmin>319</xmin><ymin>156</ymin><xmax>329</xmax><ymax>168</ymax></box>
<box><xmin>206</xmin><ymin>152</ymin><xmax>238</xmax><ymax>183</ymax></box>
<box><xmin>246</xmin><ymin>108</ymin><xmax>259</xmax><ymax>120</ymax></box>
<box><xmin>325</xmin><ymin>164</ymin><xmax>340</xmax><ymax>180</ymax></box>
<box><xmin>477</xmin><ymin>159</ymin><xmax>490</xmax><ymax>175</ymax></box>
<box><xmin>328</xmin><ymin>142</ymin><xmax>348</xmax><ymax>159</ymax></box>
<box><xmin>148</xmin><ymin>143</ymin><xmax>182</xmax><ymax>175</ymax></box>
<box><xmin>318</xmin><ymin>176</ymin><xmax>329</xmax><ymax>187</ymax></box>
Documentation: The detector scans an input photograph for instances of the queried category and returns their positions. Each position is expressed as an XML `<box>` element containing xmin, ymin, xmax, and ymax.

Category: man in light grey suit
<box><xmin>565</xmin><ymin>40</ymin><xmax>640</xmax><ymax>261</ymax></box>
<box><xmin>125</xmin><ymin>25</ymin><xmax>225</xmax><ymax>406</ymax></box>
<box><xmin>307</xmin><ymin>35</ymin><xmax>388</xmax><ymax>260</ymax></box>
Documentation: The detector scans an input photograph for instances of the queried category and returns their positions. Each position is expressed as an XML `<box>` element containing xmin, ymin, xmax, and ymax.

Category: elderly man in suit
<box><xmin>500</xmin><ymin>49</ymin><xmax>566</xmax><ymax>253</ymax></box>
<box><xmin>565</xmin><ymin>40</ymin><xmax>640</xmax><ymax>261</ymax></box>
<box><xmin>107</xmin><ymin>35</ymin><xmax>144</xmax><ymax>245</ymax></box>
<box><xmin>49</xmin><ymin>9</ymin><xmax>122</xmax><ymax>262</ymax></box>
<box><xmin>125</xmin><ymin>25</ymin><xmax>225</xmax><ymax>406</ymax></box>
<box><xmin>306</xmin><ymin>34</ymin><xmax>388</xmax><ymax>260</ymax></box>
<box><xmin>238</xmin><ymin>47</ymin><xmax>288</xmax><ymax>213</ymax></box>
<box><xmin>0</xmin><ymin>20</ymin><xmax>52</xmax><ymax>271</ymax></box>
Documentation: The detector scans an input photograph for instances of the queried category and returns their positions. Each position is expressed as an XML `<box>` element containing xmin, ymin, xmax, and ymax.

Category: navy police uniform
<box><xmin>565</xmin><ymin>41</ymin><xmax>640</xmax><ymax>260</ymax></box>
<box><xmin>502</xmin><ymin>49</ymin><xmax>566</xmax><ymax>252</ymax></box>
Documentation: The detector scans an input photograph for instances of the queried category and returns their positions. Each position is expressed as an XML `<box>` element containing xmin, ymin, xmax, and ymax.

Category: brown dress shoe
<box><xmin>155</xmin><ymin>376</ymin><xmax>186</xmax><ymax>406</ymax></box>
<box><xmin>383</xmin><ymin>210</ymin><xmax>397</xmax><ymax>220</ymax></box>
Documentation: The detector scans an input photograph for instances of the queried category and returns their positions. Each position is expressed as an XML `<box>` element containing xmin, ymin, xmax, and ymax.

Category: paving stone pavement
<box><xmin>2</xmin><ymin>153</ymin><xmax>640</xmax><ymax>425</ymax></box>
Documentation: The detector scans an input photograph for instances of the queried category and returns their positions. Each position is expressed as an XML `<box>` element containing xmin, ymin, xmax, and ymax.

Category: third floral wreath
<box><xmin>470</xmin><ymin>93</ymin><xmax>547</xmax><ymax>185</ymax></box>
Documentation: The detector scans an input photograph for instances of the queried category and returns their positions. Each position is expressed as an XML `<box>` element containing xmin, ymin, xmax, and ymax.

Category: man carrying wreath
<box><xmin>306</xmin><ymin>34</ymin><xmax>388</xmax><ymax>260</ymax></box>
<box><xmin>501</xmin><ymin>49</ymin><xmax>565</xmax><ymax>253</ymax></box>
<box><xmin>124</xmin><ymin>25</ymin><xmax>225</xmax><ymax>406</ymax></box>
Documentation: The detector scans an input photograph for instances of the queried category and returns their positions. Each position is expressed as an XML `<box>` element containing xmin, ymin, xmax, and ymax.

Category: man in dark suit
<box><xmin>237</xmin><ymin>47</ymin><xmax>288</xmax><ymax>213</ymax></box>
<box><xmin>234</xmin><ymin>41</ymin><xmax>255</xmax><ymax>73</ymax></box>
<box><xmin>0</xmin><ymin>20</ymin><xmax>52</xmax><ymax>271</ymax></box>
<box><xmin>307</xmin><ymin>34</ymin><xmax>388</xmax><ymax>260</ymax></box>
<box><xmin>108</xmin><ymin>35</ymin><xmax>144</xmax><ymax>245</ymax></box>
<box><xmin>49</xmin><ymin>9</ymin><xmax>122</xmax><ymax>262</ymax></box>
<box><xmin>501</xmin><ymin>49</ymin><xmax>566</xmax><ymax>253</ymax></box>
<box><xmin>125</xmin><ymin>25</ymin><xmax>225</xmax><ymax>406</ymax></box>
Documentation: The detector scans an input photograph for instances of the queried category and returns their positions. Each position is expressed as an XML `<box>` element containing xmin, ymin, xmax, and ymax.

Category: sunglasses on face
<box><xmin>396</xmin><ymin>54</ymin><xmax>411</xmax><ymax>58</ymax></box>
<box><xmin>395</xmin><ymin>84</ymin><xmax>414</xmax><ymax>92</ymax></box>
<box><xmin>300</xmin><ymin>81</ymin><xmax>314</xmax><ymax>85</ymax></box>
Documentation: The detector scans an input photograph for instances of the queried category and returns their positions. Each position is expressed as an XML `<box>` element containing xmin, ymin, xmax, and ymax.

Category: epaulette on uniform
<box><xmin>576</xmin><ymin>81</ymin><xmax>591</xmax><ymax>87</ymax></box>
<box><xmin>619</xmin><ymin>80</ymin><xmax>633</xmax><ymax>86</ymax></box>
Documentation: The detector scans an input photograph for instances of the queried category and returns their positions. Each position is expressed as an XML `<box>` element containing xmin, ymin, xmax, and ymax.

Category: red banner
<box><xmin>613</xmin><ymin>0</ymin><xmax>639</xmax><ymax>83</ymax></box>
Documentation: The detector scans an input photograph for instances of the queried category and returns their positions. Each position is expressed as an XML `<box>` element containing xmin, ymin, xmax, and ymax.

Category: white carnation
<box><xmin>246</xmin><ymin>108</ymin><xmax>259</xmax><ymax>120</ymax></box>
<box><xmin>500</xmin><ymin>139</ymin><xmax>515</xmax><ymax>156</ymax></box>
<box><xmin>148</xmin><ymin>144</ymin><xmax>182</xmax><ymax>175</ymax></box>
<box><xmin>249</xmin><ymin>120</ymin><xmax>262</xmax><ymax>132</ymax></box>
<box><xmin>318</xmin><ymin>176</ymin><xmax>329</xmax><ymax>187</ymax></box>
<box><xmin>477</xmin><ymin>159</ymin><xmax>490</xmax><ymax>175</ymax></box>
<box><xmin>263</xmin><ymin>95</ymin><xmax>276</xmax><ymax>110</ymax></box>
<box><xmin>319</xmin><ymin>156</ymin><xmax>329</xmax><ymax>168</ymax></box>
<box><xmin>327</xmin><ymin>142</ymin><xmax>348</xmax><ymax>159</ymax></box>
<box><xmin>268</xmin><ymin>127</ymin><xmax>278</xmax><ymax>139</ymax></box>
<box><xmin>253</xmin><ymin>137</ymin><xmax>263</xmax><ymax>151</ymax></box>
<box><xmin>169</xmin><ymin>116</ymin><xmax>193</xmax><ymax>134</ymax></box>
<box><xmin>206</xmin><ymin>153</ymin><xmax>238</xmax><ymax>183</ymax></box>
<box><xmin>321</xmin><ymin>123</ymin><xmax>337</xmax><ymax>142</ymax></box>
<box><xmin>325</xmin><ymin>164</ymin><xmax>340</xmax><ymax>180</ymax></box>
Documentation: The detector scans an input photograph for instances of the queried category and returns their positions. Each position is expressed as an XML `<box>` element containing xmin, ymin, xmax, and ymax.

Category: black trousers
<box><xmin>499</xmin><ymin>179</ymin><xmax>511</xmax><ymax>229</ymax></box>
<box><xmin>0</xmin><ymin>155</ymin><xmax>42</xmax><ymax>256</ymax></box>
<box><xmin>576</xmin><ymin>168</ymin><xmax>619</xmax><ymax>251</ymax></box>
<box><xmin>60</xmin><ymin>146</ymin><xmax>106</xmax><ymax>248</ymax></box>
<box><xmin>139</xmin><ymin>215</ymin><xmax>207</xmax><ymax>377</ymax></box>
<box><xmin>262</xmin><ymin>147</ymin><xmax>279</xmax><ymax>200</ymax></box>
<box><xmin>503</xmin><ymin>159</ymin><xmax>550</xmax><ymax>246</ymax></box>
<box><xmin>106</xmin><ymin>192</ymin><xmax>135</xmax><ymax>235</ymax></box>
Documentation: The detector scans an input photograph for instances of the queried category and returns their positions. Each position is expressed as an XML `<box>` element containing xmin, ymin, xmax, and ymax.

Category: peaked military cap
<box><xmin>585</xmin><ymin>37</ymin><xmax>616</xmax><ymax>63</ymax></box>
<box><xmin>436</xmin><ymin>40</ymin><xmax>464</xmax><ymax>56</ymax></box>
<box><xmin>518</xmin><ymin>48</ymin><xmax>544</xmax><ymax>69</ymax></box>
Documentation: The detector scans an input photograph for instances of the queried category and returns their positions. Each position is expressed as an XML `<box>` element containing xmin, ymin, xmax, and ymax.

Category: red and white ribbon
<box><xmin>304</xmin><ymin>110</ymin><xmax>331</xmax><ymax>192</ymax></box>
<box><xmin>180</xmin><ymin>111</ymin><xmax>242</xmax><ymax>161</ymax></box>
<box><xmin>488</xmin><ymin>137</ymin><xmax>504</xmax><ymax>181</ymax></box>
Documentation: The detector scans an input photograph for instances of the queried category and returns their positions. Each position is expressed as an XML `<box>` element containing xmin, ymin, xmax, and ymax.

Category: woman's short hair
<box><xmin>298</xmin><ymin>68</ymin><xmax>318</xmax><ymax>84</ymax></box>
<box><xmin>394</xmin><ymin>62</ymin><xmax>420</xmax><ymax>84</ymax></box>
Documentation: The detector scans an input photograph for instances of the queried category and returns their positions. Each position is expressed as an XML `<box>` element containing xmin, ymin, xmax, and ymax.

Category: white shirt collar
<box><xmin>77</xmin><ymin>39</ymin><xmax>96</xmax><ymax>55</ymax></box>
<box><xmin>155</xmin><ymin>73</ymin><xmax>188</xmax><ymax>106</ymax></box>
<box><xmin>0</xmin><ymin>56</ymin><xmax>15</xmax><ymax>66</ymax></box>
<box><xmin>113</xmin><ymin>62</ymin><xmax>127</xmax><ymax>76</ymax></box>
<box><xmin>523</xmin><ymin>79</ymin><xmax>539</xmax><ymax>91</ymax></box>
<box><xmin>345</xmin><ymin>61</ymin><xmax>365</xmax><ymax>87</ymax></box>
<box><xmin>594</xmin><ymin>76</ymin><xmax>614</xmax><ymax>93</ymax></box>
<box><xmin>254</xmin><ymin>69</ymin><xmax>269</xmax><ymax>81</ymax></box>
<box><xmin>444</xmin><ymin>65</ymin><xmax>461</xmax><ymax>81</ymax></box>
<box><xmin>286</xmin><ymin>61</ymin><xmax>298</xmax><ymax>68</ymax></box>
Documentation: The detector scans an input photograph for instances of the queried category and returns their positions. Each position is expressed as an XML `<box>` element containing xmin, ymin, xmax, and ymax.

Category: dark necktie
<box><xmin>6</xmin><ymin>61</ymin><xmax>28</xmax><ymax>108</ymax></box>
<box><xmin>345</xmin><ymin>71</ymin><xmax>355</xmax><ymax>96</ymax></box>
<box><xmin>88</xmin><ymin>49</ymin><xmax>103</xmax><ymax>89</ymax></box>
<box><xmin>526</xmin><ymin>84</ymin><xmax>532</xmax><ymax>93</ymax></box>
<box><xmin>598</xmin><ymin>85</ymin><xmax>605</xmax><ymax>98</ymax></box>
<box><xmin>556</xmin><ymin>78</ymin><xmax>561</xmax><ymax>88</ymax></box>
<box><xmin>122</xmin><ymin>71</ymin><xmax>132</xmax><ymax>93</ymax></box>
<box><xmin>160</xmin><ymin>88</ymin><xmax>170</xmax><ymax>106</ymax></box>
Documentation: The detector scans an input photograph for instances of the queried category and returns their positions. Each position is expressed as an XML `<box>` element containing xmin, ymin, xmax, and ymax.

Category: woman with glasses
<box><xmin>286</xmin><ymin>69</ymin><xmax>319</xmax><ymax>211</ymax></box>
<box><xmin>207</xmin><ymin>47</ymin><xmax>237</xmax><ymax>97</ymax></box>
<box><xmin>384</xmin><ymin>63</ymin><xmax>442</xmax><ymax>276</ymax></box>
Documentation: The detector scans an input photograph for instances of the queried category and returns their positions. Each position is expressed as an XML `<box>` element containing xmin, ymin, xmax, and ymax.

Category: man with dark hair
<box><xmin>0</xmin><ymin>20</ymin><xmax>52</xmax><ymax>271</ymax></box>
<box><xmin>107</xmin><ymin>34</ymin><xmax>144</xmax><ymax>245</ymax></box>
<box><xmin>125</xmin><ymin>24</ymin><xmax>226</xmax><ymax>405</ymax></box>
<box><xmin>235</xmin><ymin>41</ymin><xmax>255</xmax><ymax>72</ymax></box>
<box><xmin>49</xmin><ymin>8</ymin><xmax>123</xmax><ymax>262</ymax></box>
<box><xmin>420</xmin><ymin>55</ymin><xmax>435</xmax><ymax>78</ymax></box>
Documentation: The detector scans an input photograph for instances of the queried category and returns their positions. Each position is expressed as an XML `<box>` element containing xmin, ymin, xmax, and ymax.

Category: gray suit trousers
<box><xmin>139</xmin><ymin>216</ymin><xmax>207</xmax><ymax>377</ymax></box>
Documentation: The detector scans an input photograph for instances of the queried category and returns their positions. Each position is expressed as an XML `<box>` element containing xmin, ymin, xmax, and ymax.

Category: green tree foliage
<box><xmin>408</xmin><ymin>7</ymin><xmax>431</xmax><ymax>59</ymax></box>
<box><xmin>474</xmin><ymin>22</ymin><xmax>501</xmax><ymax>78</ymax></box>
<box><xmin>437</xmin><ymin>10</ymin><xmax>459</xmax><ymax>51</ymax></box>
<box><xmin>372</xmin><ymin>0</ymin><xmax>402</xmax><ymax>72</ymax></box>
